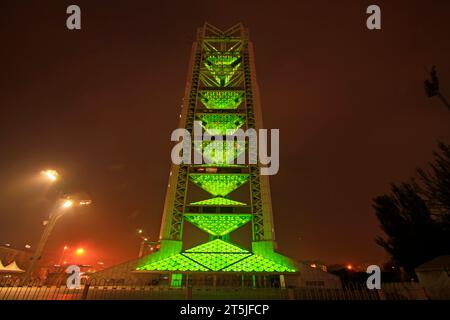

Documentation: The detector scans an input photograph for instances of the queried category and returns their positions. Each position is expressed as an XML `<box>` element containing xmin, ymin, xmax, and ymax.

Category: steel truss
<box><xmin>149</xmin><ymin>23</ymin><xmax>294</xmax><ymax>275</ymax></box>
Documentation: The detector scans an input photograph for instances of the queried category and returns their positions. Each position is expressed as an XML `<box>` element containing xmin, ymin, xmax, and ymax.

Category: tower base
<box><xmin>136</xmin><ymin>239</ymin><xmax>297</xmax><ymax>274</ymax></box>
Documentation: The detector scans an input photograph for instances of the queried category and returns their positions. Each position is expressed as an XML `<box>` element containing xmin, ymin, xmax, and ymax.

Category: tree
<box><xmin>418</xmin><ymin>143</ymin><xmax>450</xmax><ymax>220</ymax></box>
<box><xmin>374</xmin><ymin>143</ymin><xmax>450</xmax><ymax>276</ymax></box>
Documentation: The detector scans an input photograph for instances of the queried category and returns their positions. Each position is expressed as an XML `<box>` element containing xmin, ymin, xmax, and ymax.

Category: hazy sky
<box><xmin>0</xmin><ymin>0</ymin><xmax>449</xmax><ymax>267</ymax></box>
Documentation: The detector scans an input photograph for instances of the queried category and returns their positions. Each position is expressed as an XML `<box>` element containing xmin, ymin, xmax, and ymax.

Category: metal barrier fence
<box><xmin>0</xmin><ymin>278</ymin><xmax>433</xmax><ymax>300</ymax></box>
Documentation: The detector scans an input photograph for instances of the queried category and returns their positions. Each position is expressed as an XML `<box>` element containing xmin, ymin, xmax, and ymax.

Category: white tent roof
<box><xmin>0</xmin><ymin>261</ymin><xmax>25</xmax><ymax>273</ymax></box>
<box><xmin>416</xmin><ymin>255</ymin><xmax>450</xmax><ymax>272</ymax></box>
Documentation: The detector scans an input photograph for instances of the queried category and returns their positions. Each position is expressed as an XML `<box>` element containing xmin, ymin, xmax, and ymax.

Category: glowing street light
<box><xmin>76</xmin><ymin>248</ymin><xmax>85</xmax><ymax>255</ymax></box>
<box><xmin>42</xmin><ymin>169</ymin><xmax>59</xmax><ymax>182</ymax></box>
<box><xmin>79</xmin><ymin>200</ymin><xmax>92</xmax><ymax>206</ymax></box>
<box><xmin>62</xmin><ymin>199</ymin><xmax>74</xmax><ymax>209</ymax></box>
<box><xmin>23</xmin><ymin>170</ymin><xmax>92</xmax><ymax>282</ymax></box>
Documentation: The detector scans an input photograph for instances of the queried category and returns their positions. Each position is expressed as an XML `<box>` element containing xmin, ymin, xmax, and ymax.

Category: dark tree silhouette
<box><xmin>374</xmin><ymin>143</ymin><xmax>450</xmax><ymax>276</ymax></box>
<box><xmin>418</xmin><ymin>143</ymin><xmax>450</xmax><ymax>218</ymax></box>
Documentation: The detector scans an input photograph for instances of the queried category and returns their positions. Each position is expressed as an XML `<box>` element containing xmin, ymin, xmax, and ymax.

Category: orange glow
<box><xmin>62</xmin><ymin>199</ymin><xmax>73</xmax><ymax>208</ymax></box>
<box><xmin>42</xmin><ymin>169</ymin><xmax>59</xmax><ymax>181</ymax></box>
<box><xmin>346</xmin><ymin>264</ymin><xmax>353</xmax><ymax>270</ymax></box>
<box><xmin>76</xmin><ymin>248</ymin><xmax>85</xmax><ymax>255</ymax></box>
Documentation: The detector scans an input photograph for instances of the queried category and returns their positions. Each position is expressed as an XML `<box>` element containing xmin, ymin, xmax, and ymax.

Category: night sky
<box><xmin>1</xmin><ymin>1</ymin><xmax>449</xmax><ymax>267</ymax></box>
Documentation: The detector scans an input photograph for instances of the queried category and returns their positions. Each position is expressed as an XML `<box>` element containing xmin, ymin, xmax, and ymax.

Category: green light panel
<box><xmin>204</xmin><ymin>55</ymin><xmax>241</xmax><ymax>87</ymax></box>
<box><xmin>189</xmin><ymin>173</ymin><xmax>249</xmax><ymax>197</ymax></box>
<box><xmin>222</xmin><ymin>255</ymin><xmax>297</xmax><ymax>273</ymax></box>
<box><xmin>190</xmin><ymin>197</ymin><xmax>246</xmax><ymax>206</ymax></box>
<box><xmin>184</xmin><ymin>253</ymin><xmax>250</xmax><ymax>271</ymax></box>
<box><xmin>184</xmin><ymin>214</ymin><xmax>252</xmax><ymax>236</ymax></box>
<box><xmin>191</xmin><ymin>164</ymin><xmax>246</xmax><ymax>168</ymax></box>
<box><xmin>206</xmin><ymin>54</ymin><xmax>241</xmax><ymax>66</ymax></box>
<box><xmin>183</xmin><ymin>239</ymin><xmax>251</xmax><ymax>271</ymax></box>
<box><xmin>194</xmin><ymin>141</ymin><xmax>245</xmax><ymax>165</ymax></box>
<box><xmin>136</xmin><ymin>253</ymin><xmax>208</xmax><ymax>272</ymax></box>
<box><xmin>136</xmin><ymin>240</ymin><xmax>297</xmax><ymax>272</ymax></box>
<box><xmin>198</xmin><ymin>114</ymin><xmax>245</xmax><ymax>136</ymax></box>
<box><xmin>185</xmin><ymin>239</ymin><xmax>249</xmax><ymax>253</ymax></box>
<box><xmin>199</xmin><ymin>91</ymin><xmax>244</xmax><ymax>109</ymax></box>
<box><xmin>171</xmin><ymin>273</ymin><xmax>183</xmax><ymax>288</ymax></box>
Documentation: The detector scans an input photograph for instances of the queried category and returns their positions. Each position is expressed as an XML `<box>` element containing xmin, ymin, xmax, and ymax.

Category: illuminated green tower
<box><xmin>137</xmin><ymin>23</ymin><xmax>296</xmax><ymax>285</ymax></box>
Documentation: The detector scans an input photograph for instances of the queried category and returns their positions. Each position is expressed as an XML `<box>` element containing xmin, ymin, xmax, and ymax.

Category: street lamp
<box><xmin>136</xmin><ymin>229</ymin><xmax>158</xmax><ymax>258</ymax></box>
<box><xmin>137</xmin><ymin>229</ymin><xmax>146</xmax><ymax>258</ymax></box>
<box><xmin>62</xmin><ymin>199</ymin><xmax>73</xmax><ymax>208</ymax></box>
<box><xmin>42</xmin><ymin>169</ymin><xmax>59</xmax><ymax>182</ymax></box>
<box><xmin>22</xmin><ymin>170</ymin><xmax>92</xmax><ymax>283</ymax></box>
<box><xmin>58</xmin><ymin>245</ymin><xmax>69</xmax><ymax>265</ymax></box>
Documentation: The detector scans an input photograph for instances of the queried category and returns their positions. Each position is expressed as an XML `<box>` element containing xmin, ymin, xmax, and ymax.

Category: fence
<box><xmin>0</xmin><ymin>278</ymin><xmax>433</xmax><ymax>300</ymax></box>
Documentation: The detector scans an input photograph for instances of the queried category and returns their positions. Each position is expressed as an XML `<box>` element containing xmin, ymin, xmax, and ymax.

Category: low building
<box><xmin>415</xmin><ymin>255</ymin><xmax>450</xmax><ymax>300</ymax></box>
<box><xmin>285</xmin><ymin>263</ymin><xmax>341</xmax><ymax>289</ymax></box>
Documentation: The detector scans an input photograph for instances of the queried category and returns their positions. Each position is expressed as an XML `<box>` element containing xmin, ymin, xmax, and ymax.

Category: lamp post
<box><xmin>58</xmin><ymin>245</ymin><xmax>69</xmax><ymax>265</ymax></box>
<box><xmin>22</xmin><ymin>170</ymin><xmax>91</xmax><ymax>283</ymax></box>
<box><xmin>138</xmin><ymin>237</ymin><xmax>148</xmax><ymax>258</ymax></box>
<box><xmin>136</xmin><ymin>229</ymin><xmax>158</xmax><ymax>258</ymax></box>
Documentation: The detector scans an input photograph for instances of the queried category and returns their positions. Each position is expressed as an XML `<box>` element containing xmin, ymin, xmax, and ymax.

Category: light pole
<box><xmin>138</xmin><ymin>237</ymin><xmax>148</xmax><ymax>258</ymax></box>
<box><xmin>23</xmin><ymin>199</ymin><xmax>72</xmax><ymax>282</ymax></box>
<box><xmin>137</xmin><ymin>228</ymin><xmax>147</xmax><ymax>258</ymax></box>
<box><xmin>22</xmin><ymin>170</ymin><xmax>91</xmax><ymax>283</ymax></box>
<box><xmin>58</xmin><ymin>245</ymin><xmax>69</xmax><ymax>265</ymax></box>
<box><xmin>136</xmin><ymin>229</ymin><xmax>157</xmax><ymax>258</ymax></box>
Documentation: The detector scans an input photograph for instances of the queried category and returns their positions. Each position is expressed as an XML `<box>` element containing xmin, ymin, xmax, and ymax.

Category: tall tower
<box><xmin>137</xmin><ymin>23</ymin><xmax>296</xmax><ymax>284</ymax></box>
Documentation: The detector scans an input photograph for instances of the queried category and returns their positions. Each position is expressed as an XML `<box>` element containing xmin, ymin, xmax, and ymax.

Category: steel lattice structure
<box><xmin>137</xmin><ymin>23</ymin><xmax>296</xmax><ymax>282</ymax></box>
